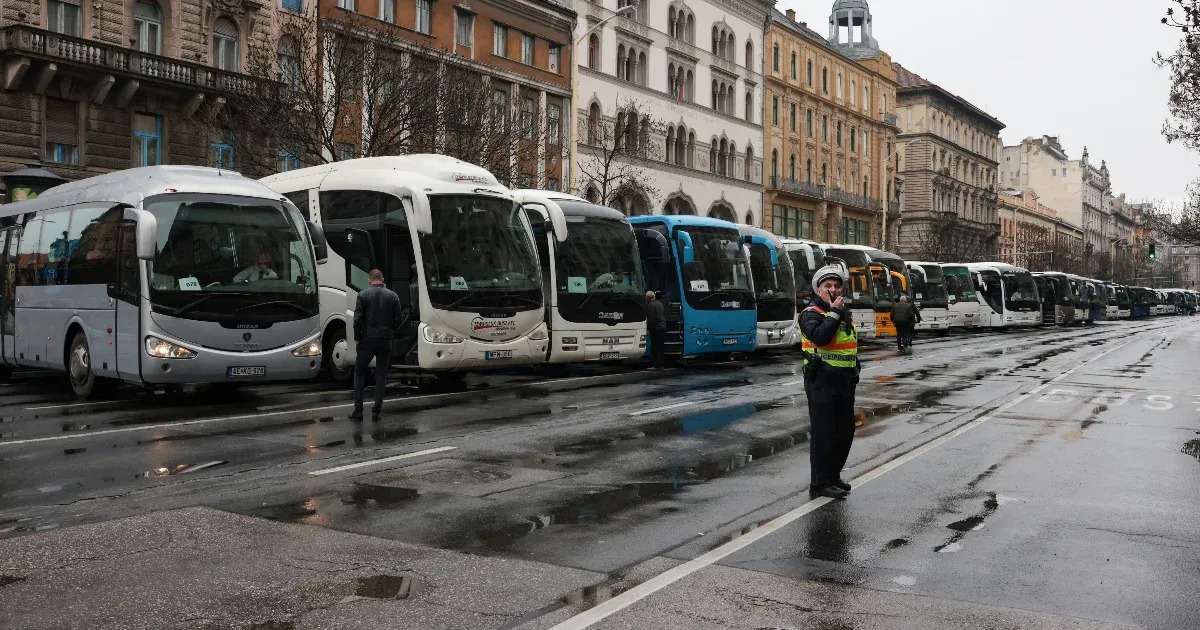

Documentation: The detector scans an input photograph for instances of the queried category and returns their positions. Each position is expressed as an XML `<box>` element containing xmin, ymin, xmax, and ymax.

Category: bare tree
<box><xmin>1159</xmin><ymin>2</ymin><xmax>1200</xmax><ymax>152</ymax></box>
<box><xmin>218</xmin><ymin>14</ymin><xmax>553</xmax><ymax>185</ymax></box>
<box><xmin>905</xmin><ymin>212</ymin><xmax>996</xmax><ymax>263</ymax></box>
<box><xmin>576</xmin><ymin>99</ymin><xmax>664</xmax><ymax>211</ymax></box>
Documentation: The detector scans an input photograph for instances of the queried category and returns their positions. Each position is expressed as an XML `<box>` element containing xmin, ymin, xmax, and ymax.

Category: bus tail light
<box><xmin>145</xmin><ymin>336</ymin><xmax>197</xmax><ymax>359</ymax></box>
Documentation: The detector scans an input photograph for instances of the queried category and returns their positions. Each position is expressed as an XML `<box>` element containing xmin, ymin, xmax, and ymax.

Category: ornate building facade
<box><xmin>573</xmin><ymin>0</ymin><xmax>771</xmax><ymax>222</ymax></box>
<box><xmin>764</xmin><ymin>0</ymin><xmax>899</xmax><ymax>245</ymax></box>
<box><xmin>894</xmin><ymin>62</ymin><xmax>1004</xmax><ymax>261</ymax></box>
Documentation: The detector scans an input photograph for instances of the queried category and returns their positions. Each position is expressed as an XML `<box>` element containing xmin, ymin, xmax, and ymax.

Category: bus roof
<box><xmin>260</xmin><ymin>155</ymin><xmax>511</xmax><ymax>199</ymax></box>
<box><xmin>736</xmin><ymin>224</ymin><xmax>784</xmax><ymax>246</ymax></box>
<box><xmin>528</xmin><ymin>197</ymin><xmax>628</xmax><ymax>223</ymax></box>
<box><xmin>627</xmin><ymin>215</ymin><xmax>740</xmax><ymax>230</ymax></box>
<box><xmin>511</xmin><ymin>189</ymin><xmax>588</xmax><ymax>203</ymax></box>
<box><xmin>0</xmin><ymin>165</ymin><xmax>279</xmax><ymax>217</ymax></box>
<box><xmin>965</xmin><ymin>262</ymin><xmax>1030</xmax><ymax>273</ymax></box>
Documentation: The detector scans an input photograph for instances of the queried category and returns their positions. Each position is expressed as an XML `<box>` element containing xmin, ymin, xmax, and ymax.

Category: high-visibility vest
<box><xmin>800</xmin><ymin>305</ymin><xmax>858</xmax><ymax>370</ymax></box>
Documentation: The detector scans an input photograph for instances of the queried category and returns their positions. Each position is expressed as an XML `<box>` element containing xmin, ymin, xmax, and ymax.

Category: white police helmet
<box><xmin>812</xmin><ymin>264</ymin><xmax>849</xmax><ymax>294</ymax></box>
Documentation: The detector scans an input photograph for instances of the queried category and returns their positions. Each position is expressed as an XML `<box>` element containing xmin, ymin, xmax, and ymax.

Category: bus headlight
<box><xmin>291</xmin><ymin>337</ymin><xmax>322</xmax><ymax>357</ymax></box>
<box><xmin>145</xmin><ymin>336</ymin><xmax>196</xmax><ymax>359</ymax></box>
<box><xmin>529</xmin><ymin>325</ymin><xmax>548</xmax><ymax>341</ymax></box>
<box><xmin>423</xmin><ymin>327</ymin><xmax>465</xmax><ymax>344</ymax></box>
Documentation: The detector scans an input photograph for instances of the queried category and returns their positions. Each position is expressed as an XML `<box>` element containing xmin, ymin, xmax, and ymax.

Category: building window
<box><xmin>521</xmin><ymin>33</ymin><xmax>534</xmax><ymax>65</ymax></box>
<box><xmin>822</xmin><ymin>115</ymin><xmax>827</xmax><ymax>142</ymax></box>
<box><xmin>277</xmin><ymin>36</ymin><xmax>300</xmax><ymax>89</ymax></box>
<box><xmin>791</xmin><ymin>52</ymin><xmax>796</xmax><ymax>79</ymax></box>
<box><xmin>133</xmin><ymin>113</ymin><xmax>162</xmax><ymax>167</ymax></box>
<box><xmin>134</xmin><ymin>2</ymin><xmax>163</xmax><ymax>54</ymax></box>
<box><xmin>744</xmin><ymin>91</ymin><xmax>752</xmax><ymax>121</ymax></box>
<box><xmin>549</xmin><ymin>45</ymin><xmax>560</xmax><ymax>73</ymax></box>
<box><xmin>45</xmin><ymin>98</ymin><xmax>79</xmax><ymax>165</ymax></box>
<box><xmin>282</xmin><ymin>0</ymin><xmax>302</xmax><ymax>12</ymax></box>
<box><xmin>494</xmin><ymin>24</ymin><xmax>508</xmax><ymax>57</ymax></box>
<box><xmin>851</xmin><ymin>80</ymin><xmax>856</xmax><ymax>106</ymax></box>
<box><xmin>836</xmin><ymin>121</ymin><xmax>842</xmax><ymax>147</ymax></box>
<box><xmin>547</xmin><ymin>177</ymin><xmax>560</xmax><ymax>192</ymax></box>
<box><xmin>548</xmin><ymin>103</ymin><xmax>561</xmax><ymax>145</ymax></box>
<box><xmin>213</xmin><ymin>17</ymin><xmax>239</xmax><ymax>71</ymax></box>
<box><xmin>772</xmin><ymin>43</ymin><xmax>779</xmax><ymax>72</ymax></box>
<box><xmin>842</xmin><ymin>218</ymin><xmax>868</xmax><ymax>245</ymax></box>
<box><xmin>521</xmin><ymin>97</ymin><xmax>534</xmax><ymax>139</ymax></box>
<box><xmin>456</xmin><ymin>11</ymin><xmax>474</xmax><ymax>48</ymax></box>
<box><xmin>1052</xmin><ymin>169</ymin><xmax>1056</xmax><ymax>176</ymax></box>
<box><xmin>863</xmin><ymin>86</ymin><xmax>869</xmax><ymax>112</ymax></box>
<box><xmin>337</xmin><ymin>0</ymin><xmax>354</xmax><ymax>9</ymax></box>
<box><xmin>277</xmin><ymin>152</ymin><xmax>301</xmax><ymax>172</ymax></box>
<box><xmin>380</xmin><ymin>0</ymin><xmax>394</xmax><ymax>23</ymax></box>
<box><xmin>47</xmin><ymin>0</ymin><xmax>82</xmax><ymax>36</ymax></box>
<box><xmin>587</xmin><ymin>34</ymin><xmax>599</xmax><ymax>70</ymax></box>
<box><xmin>806</xmin><ymin>159</ymin><xmax>812</xmax><ymax>183</ymax></box>
<box><xmin>850</xmin><ymin>126</ymin><xmax>855</xmax><ymax>152</ymax></box>
<box><xmin>836</xmin><ymin>73</ymin><xmax>842</xmax><ymax>99</ymax></box>
<box><xmin>337</xmin><ymin>142</ymin><xmax>357</xmax><ymax>160</ymax></box>
<box><xmin>806</xmin><ymin>59</ymin><xmax>813</xmax><ymax>85</ymax></box>
<box><xmin>822</xmin><ymin>68</ymin><xmax>828</xmax><ymax>93</ymax></box>
<box><xmin>493</xmin><ymin>89</ymin><xmax>509</xmax><ymax>130</ymax></box>
<box><xmin>790</xmin><ymin>103</ymin><xmax>796</xmax><ymax>131</ymax></box>
<box><xmin>587</xmin><ymin>102</ymin><xmax>599</xmax><ymax>144</ymax></box>
<box><xmin>821</xmin><ymin>162</ymin><xmax>827</xmax><ymax>184</ymax></box>
<box><xmin>520</xmin><ymin>173</ymin><xmax>534</xmax><ymax>188</ymax></box>
<box><xmin>771</xmin><ymin>149</ymin><xmax>777</xmax><ymax>180</ymax></box>
<box><xmin>414</xmin><ymin>0</ymin><xmax>430</xmax><ymax>33</ymax></box>
<box><xmin>807</xmin><ymin>109</ymin><xmax>813</xmax><ymax>137</ymax></box>
<box><xmin>789</xmin><ymin>154</ymin><xmax>795</xmax><ymax>180</ymax></box>
<box><xmin>771</xmin><ymin>96</ymin><xmax>778</xmax><ymax>126</ymax></box>
<box><xmin>210</xmin><ymin>135</ymin><xmax>235</xmax><ymax>170</ymax></box>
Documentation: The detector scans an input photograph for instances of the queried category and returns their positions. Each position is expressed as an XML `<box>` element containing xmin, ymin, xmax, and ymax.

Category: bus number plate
<box><xmin>599</xmin><ymin>352</ymin><xmax>620</xmax><ymax>360</ymax></box>
<box><xmin>485</xmin><ymin>351</ymin><xmax>513</xmax><ymax>360</ymax></box>
<box><xmin>722</xmin><ymin>338</ymin><xmax>738</xmax><ymax>345</ymax></box>
<box><xmin>228</xmin><ymin>366</ymin><xmax>265</xmax><ymax>377</ymax></box>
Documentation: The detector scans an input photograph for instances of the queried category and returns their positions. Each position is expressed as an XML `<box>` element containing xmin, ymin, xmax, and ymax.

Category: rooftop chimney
<box><xmin>785</xmin><ymin>8</ymin><xmax>796</xmax><ymax>22</ymax></box>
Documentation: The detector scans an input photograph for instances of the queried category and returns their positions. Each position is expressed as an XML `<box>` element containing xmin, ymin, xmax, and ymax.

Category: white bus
<box><xmin>965</xmin><ymin>262</ymin><xmax>1041</xmax><ymax>328</ymax></box>
<box><xmin>0</xmin><ymin>166</ymin><xmax>326</xmax><ymax>398</ymax></box>
<box><xmin>939</xmin><ymin>264</ymin><xmax>982</xmax><ymax>330</ymax></box>
<box><xmin>905</xmin><ymin>261</ymin><xmax>951</xmax><ymax>333</ymax></box>
<box><xmin>779</xmin><ymin>238</ymin><xmax>825</xmax><ymax>311</ymax></box>
<box><xmin>513</xmin><ymin>190</ymin><xmax>647</xmax><ymax>363</ymax></box>
<box><xmin>814</xmin><ymin>244</ymin><xmax>878</xmax><ymax>339</ymax></box>
<box><xmin>261</xmin><ymin>156</ymin><xmax>556</xmax><ymax>384</ymax></box>
<box><xmin>738</xmin><ymin>226</ymin><xmax>797</xmax><ymax>349</ymax></box>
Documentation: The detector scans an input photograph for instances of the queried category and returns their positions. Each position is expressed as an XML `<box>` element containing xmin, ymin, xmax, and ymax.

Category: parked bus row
<box><xmin>2</xmin><ymin>159</ymin><xmax>1197</xmax><ymax>399</ymax></box>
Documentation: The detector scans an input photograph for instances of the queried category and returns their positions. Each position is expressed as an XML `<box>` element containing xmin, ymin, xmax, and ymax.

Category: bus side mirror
<box><xmin>307</xmin><ymin>220</ymin><xmax>329</xmax><ymax>264</ymax></box>
<box><xmin>519</xmin><ymin>195</ymin><xmax>568</xmax><ymax>243</ymax></box>
<box><xmin>134</xmin><ymin>211</ymin><xmax>157</xmax><ymax>261</ymax></box>
<box><xmin>746</xmin><ymin>235</ymin><xmax>778</xmax><ymax>265</ymax></box>
<box><xmin>675</xmin><ymin>229</ymin><xmax>694</xmax><ymax>264</ymax></box>
<box><xmin>400</xmin><ymin>187</ymin><xmax>433</xmax><ymax>235</ymax></box>
<box><xmin>635</xmin><ymin>228</ymin><xmax>668</xmax><ymax>263</ymax></box>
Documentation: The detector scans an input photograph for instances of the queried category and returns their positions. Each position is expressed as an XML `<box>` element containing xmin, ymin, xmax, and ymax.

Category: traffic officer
<box><xmin>799</xmin><ymin>264</ymin><xmax>860</xmax><ymax>500</ymax></box>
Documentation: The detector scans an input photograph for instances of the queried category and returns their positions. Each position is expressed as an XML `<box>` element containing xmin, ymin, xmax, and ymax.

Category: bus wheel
<box><xmin>325</xmin><ymin>328</ymin><xmax>353</xmax><ymax>388</ymax></box>
<box><xmin>68</xmin><ymin>331</ymin><xmax>103</xmax><ymax>400</ymax></box>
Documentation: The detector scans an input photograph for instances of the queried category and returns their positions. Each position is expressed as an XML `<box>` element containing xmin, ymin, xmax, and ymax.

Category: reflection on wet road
<box><xmin>1</xmin><ymin>318</ymin><xmax>1199</xmax><ymax>629</ymax></box>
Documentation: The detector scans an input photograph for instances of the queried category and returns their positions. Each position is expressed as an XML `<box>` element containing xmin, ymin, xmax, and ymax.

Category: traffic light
<box><xmin>1149</xmin><ymin>242</ymin><xmax>1156</xmax><ymax>259</ymax></box>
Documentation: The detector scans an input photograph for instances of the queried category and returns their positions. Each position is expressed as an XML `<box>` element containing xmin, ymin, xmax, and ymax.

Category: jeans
<box><xmin>805</xmin><ymin>370</ymin><xmax>857</xmax><ymax>489</ymax></box>
<box><xmin>353</xmin><ymin>337</ymin><xmax>393</xmax><ymax>415</ymax></box>
<box><xmin>650</xmin><ymin>329</ymin><xmax>666</xmax><ymax>369</ymax></box>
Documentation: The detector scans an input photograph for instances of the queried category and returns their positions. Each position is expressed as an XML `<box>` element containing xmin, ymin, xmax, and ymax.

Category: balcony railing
<box><xmin>888</xmin><ymin>201</ymin><xmax>901</xmax><ymax>213</ymax></box>
<box><xmin>770</xmin><ymin>176</ymin><xmax>882</xmax><ymax>212</ymax></box>
<box><xmin>885</xmin><ymin>113</ymin><xmax>900</xmax><ymax>128</ymax></box>
<box><xmin>0</xmin><ymin>25</ymin><xmax>255</xmax><ymax>93</ymax></box>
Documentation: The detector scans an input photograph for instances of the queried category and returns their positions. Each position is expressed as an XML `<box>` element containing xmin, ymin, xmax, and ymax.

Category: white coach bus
<box><xmin>261</xmin><ymin>156</ymin><xmax>561</xmax><ymax>383</ymax></box>
<box><xmin>0</xmin><ymin>166</ymin><xmax>327</xmax><ymax>398</ymax></box>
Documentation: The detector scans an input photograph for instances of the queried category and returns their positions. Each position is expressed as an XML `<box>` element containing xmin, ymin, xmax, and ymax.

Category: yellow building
<box><xmin>764</xmin><ymin>1</ymin><xmax>899</xmax><ymax>246</ymax></box>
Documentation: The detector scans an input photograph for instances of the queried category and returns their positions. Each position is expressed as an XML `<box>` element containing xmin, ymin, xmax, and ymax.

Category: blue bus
<box><xmin>629</xmin><ymin>215</ymin><xmax>757</xmax><ymax>359</ymax></box>
<box><xmin>736</xmin><ymin>225</ymin><xmax>797</xmax><ymax>350</ymax></box>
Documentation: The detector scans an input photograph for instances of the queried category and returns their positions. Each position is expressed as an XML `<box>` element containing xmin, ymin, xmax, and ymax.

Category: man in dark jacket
<box><xmin>350</xmin><ymin>269</ymin><xmax>404</xmax><ymax>421</ymax></box>
<box><xmin>799</xmin><ymin>265</ymin><xmax>859</xmax><ymax>500</ymax></box>
<box><xmin>890</xmin><ymin>295</ymin><xmax>921</xmax><ymax>351</ymax></box>
<box><xmin>645</xmin><ymin>291</ymin><xmax>667</xmax><ymax>370</ymax></box>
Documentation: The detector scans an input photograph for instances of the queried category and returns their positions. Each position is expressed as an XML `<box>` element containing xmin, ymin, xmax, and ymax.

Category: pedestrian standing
<box><xmin>645</xmin><ymin>291</ymin><xmax>667</xmax><ymax>370</ymax></box>
<box><xmin>350</xmin><ymin>269</ymin><xmax>403</xmax><ymax>421</ymax></box>
<box><xmin>799</xmin><ymin>265</ymin><xmax>860</xmax><ymax>500</ymax></box>
<box><xmin>890</xmin><ymin>295</ymin><xmax>921</xmax><ymax>352</ymax></box>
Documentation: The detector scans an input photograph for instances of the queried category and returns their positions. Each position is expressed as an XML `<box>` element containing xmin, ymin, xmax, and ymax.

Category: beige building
<box><xmin>997</xmin><ymin>189</ymin><xmax>1084</xmax><ymax>273</ymax></box>
<box><xmin>763</xmin><ymin>0</ymin><xmax>898</xmax><ymax>246</ymax></box>
<box><xmin>894</xmin><ymin>63</ymin><xmax>1004</xmax><ymax>261</ymax></box>
<box><xmin>1000</xmin><ymin>136</ymin><xmax>1113</xmax><ymax>274</ymax></box>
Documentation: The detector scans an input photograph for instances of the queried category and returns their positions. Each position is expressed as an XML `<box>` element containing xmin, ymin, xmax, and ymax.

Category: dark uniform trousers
<box><xmin>804</xmin><ymin>369</ymin><xmax>857</xmax><ymax>489</ymax></box>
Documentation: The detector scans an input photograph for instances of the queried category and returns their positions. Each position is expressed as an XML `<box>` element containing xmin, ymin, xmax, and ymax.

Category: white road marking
<box><xmin>629</xmin><ymin>401</ymin><xmax>696</xmax><ymax>416</ymax></box>
<box><xmin>547</xmin><ymin>337</ymin><xmax>1137</xmax><ymax>630</ymax></box>
<box><xmin>25</xmin><ymin>400</ymin><xmax>127</xmax><ymax>411</ymax></box>
<box><xmin>308</xmin><ymin>446</ymin><xmax>456</xmax><ymax>476</ymax></box>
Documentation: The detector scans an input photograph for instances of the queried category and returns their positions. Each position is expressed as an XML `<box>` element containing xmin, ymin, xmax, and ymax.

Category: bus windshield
<box><xmin>942</xmin><ymin>265</ymin><xmax>976</xmax><ymax>304</ymax></box>
<box><xmin>420</xmin><ymin>194</ymin><xmax>542</xmax><ymax>311</ymax></box>
<box><xmin>1002</xmin><ymin>271</ymin><xmax>1039</xmax><ymax>312</ymax></box>
<box><xmin>788</xmin><ymin>248</ymin><xmax>815</xmax><ymax>304</ymax></box>
<box><xmin>870</xmin><ymin>265</ymin><xmax>894</xmax><ymax>308</ymax></box>
<box><xmin>678</xmin><ymin>226</ymin><xmax>754</xmax><ymax>311</ymax></box>
<box><xmin>556</xmin><ymin>213</ymin><xmax>645</xmax><ymax>323</ymax></box>
<box><xmin>825</xmin><ymin>248</ymin><xmax>875</xmax><ymax>310</ymax></box>
<box><xmin>146</xmin><ymin>194</ymin><xmax>318</xmax><ymax>319</ymax></box>
<box><xmin>917</xmin><ymin>264</ymin><xmax>948</xmax><ymax>308</ymax></box>
<box><xmin>1116</xmin><ymin>286</ymin><xmax>1130</xmax><ymax>306</ymax></box>
<box><xmin>749</xmin><ymin>243</ymin><xmax>796</xmax><ymax>322</ymax></box>
<box><xmin>1048</xmin><ymin>275</ymin><xmax>1073</xmax><ymax>306</ymax></box>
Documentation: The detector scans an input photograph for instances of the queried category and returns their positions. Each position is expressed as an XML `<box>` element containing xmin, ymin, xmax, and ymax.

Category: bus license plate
<box><xmin>227</xmin><ymin>366</ymin><xmax>265</xmax><ymax>377</ymax></box>
<box><xmin>485</xmin><ymin>351</ymin><xmax>513</xmax><ymax>360</ymax></box>
<box><xmin>722</xmin><ymin>338</ymin><xmax>738</xmax><ymax>345</ymax></box>
<box><xmin>599</xmin><ymin>352</ymin><xmax>619</xmax><ymax>360</ymax></box>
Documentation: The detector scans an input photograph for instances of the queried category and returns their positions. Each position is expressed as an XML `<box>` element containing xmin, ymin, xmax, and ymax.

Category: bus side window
<box><xmin>15</xmin><ymin>214</ymin><xmax>42</xmax><ymax>289</ymax></box>
<box><xmin>117</xmin><ymin>221</ymin><xmax>139</xmax><ymax>303</ymax></box>
<box><xmin>284</xmin><ymin>190</ymin><xmax>310</xmax><ymax>219</ymax></box>
<box><xmin>64</xmin><ymin>205</ymin><xmax>120</xmax><ymax>287</ymax></box>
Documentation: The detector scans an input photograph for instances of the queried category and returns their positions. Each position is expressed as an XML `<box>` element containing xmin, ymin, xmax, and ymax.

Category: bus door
<box><xmin>0</xmin><ymin>223</ymin><xmax>17</xmax><ymax>367</ymax></box>
<box><xmin>525</xmin><ymin>209</ymin><xmax>554</xmax><ymax>330</ymax></box>
<box><xmin>634</xmin><ymin>228</ymin><xmax>678</xmax><ymax>350</ymax></box>
<box><xmin>976</xmin><ymin>271</ymin><xmax>1004</xmax><ymax>327</ymax></box>
<box><xmin>114</xmin><ymin>217</ymin><xmax>141</xmax><ymax>382</ymax></box>
<box><xmin>384</xmin><ymin>221</ymin><xmax>419</xmax><ymax>363</ymax></box>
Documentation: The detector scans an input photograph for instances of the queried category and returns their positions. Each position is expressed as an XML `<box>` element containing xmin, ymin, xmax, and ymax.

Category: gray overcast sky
<box><xmin>777</xmin><ymin>0</ymin><xmax>1194</xmax><ymax>207</ymax></box>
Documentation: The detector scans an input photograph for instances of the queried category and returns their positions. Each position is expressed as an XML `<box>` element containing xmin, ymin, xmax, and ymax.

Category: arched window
<box><xmin>806</xmin><ymin>59</ymin><xmax>813</xmax><ymax>85</ymax></box>
<box><xmin>745</xmin><ymin>211</ymin><xmax>754</xmax><ymax>225</ymax></box>
<box><xmin>789</xmin><ymin>154</ymin><xmax>795</xmax><ymax>180</ymax></box>
<box><xmin>676</xmin><ymin>125</ymin><xmax>687</xmax><ymax>165</ymax></box>
<box><xmin>638</xmin><ymin>51</ymin><xmax>647</xmax><ymax>85</ymax></box>
<box><xmin>213</xmin><ymin>17</ymin><xmax>240</xmax><ymax>71</ymax></box>
<box><xmin>772</xmin><ymin>43</ymin><xmax>779</xmax><ymax>72</ymax></box>
<box><xmin>134</xmin><ymin>1</ymin><xmax>163</xmax><ymax>55</ymax></box>
<box><xmin>744</xmin><ymin>146</ymin><xmax>753</xmax><ymax>182</ymax></box>
<box><xmin>863</xmin><ymin>177</ymin><xmax>869</xmax><ymax>198</ymax></box>
<box><xmin>709</xmin><ymin>141</ymin><xmax>716</xmax><ymax>173</ymax></box>
<box><xmin>588</xmin><ymin>103</ymin><xmax>600</xmax><ymax>144</ymax></box>
<box><xmin>665</xmin><ymin>127</ymin><xmax>675</xmax><ymax>164</ymax></box>
<box><xmin>850</xmin><ymin>80</ymin><xmax>856</xmax><ymax>106</ymax></box>
<box><xmin>728</xmin><ymin>142</ymin><xmax>737</xmax><ymax>177</ymax></box>
<box><xmin>669</xmin><ymin>7</ymin><xmax>677</xmax><ymax>37</ymax></box>
<box><xmin>806</xmin><ymin>159</ymin><xmax>812</xmax><ymax>183</ymax></box>
<box><xmin>822</xmin><ymin>67</ymin><xmax>828</xmax><ymax>93</ymax></box>
<box><xmin>791</xmin><ymin>52</ymin><xmax>797</xmax><ymax>79</ymax></box>
<box><xmin>718</xmin><ymin>139</ymin><xmax>728</xmax><ymax>176</ymax></box>
<box><xmin>771</xmin><ymin>149</ymin><xmax>777</xmax><ymax>181</ymax></box>
<box><xmin>745</xmin><ymin>91</ymin><xmax>752</xmax><ymax>121</ymax></box>
<box><xmin>686</xmin><ymin>13</ymin><xmax>694</xmax><ymax>44</ymax></box>
<box><xmin>277</xmin><ymin>35</ymin><xmax>300</xmax><ymax>89</ymax></box>
<box><xmin>863</xmin><ymin>86</ymin><xmax>869</xmax><ymax>112</ymax></box>
<box><xmin>616</xmin><ymin>44</ymin><xmax>626</xmax><ymax>80</ymax></box>
<box><xmin>711</xmin><ymin>26</ymin><xmax>719</xmax><ymax>55</ymax></box>
<box><xmin>745</xmin><ymin>40</ymin><xmax>753</xmax><ymax>68</ymax></box>
<box><xmin>711</xmin><ymin>80</ymin><xmax>718</xmax><ymax>109</ymax></box>
<box><xmin>588</xmin><ymin>34</ymin><xmax>599</xmax><ymax>70</ymax></box>
<box><xmin>687</xmin><ymin>131</ymin><xmax>695</xmax><ymax>168</ymax></box>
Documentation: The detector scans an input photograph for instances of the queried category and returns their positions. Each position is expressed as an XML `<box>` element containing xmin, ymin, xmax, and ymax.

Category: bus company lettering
<box><xmin>721</xmin><ymin>301</ymin><xmax>742</xmax><ymax>309</ymax></box>
<box><xmin>598</xmin><ymin>311</ymin><xmax>625</xmax><ymax>321</ymax></box>
<box><xmin>472</xmin><ymin>317</ymin><xmax>517</xmax><ymax>338</ymax></box>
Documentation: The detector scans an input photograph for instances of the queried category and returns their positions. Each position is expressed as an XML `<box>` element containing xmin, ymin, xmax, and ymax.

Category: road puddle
<box><xmin>355</xmin><ymin>574</ymin><xmax>415</xmax><ymax>599</ymax></box>
<box><xmin>934</xmin><ymin>492</ymin><xmax>998</xmax><ymax>553</ymax></box>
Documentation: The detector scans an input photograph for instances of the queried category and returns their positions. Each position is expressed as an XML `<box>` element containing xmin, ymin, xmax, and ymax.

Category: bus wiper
<box><xmin>443</xmin><ymin>289</ymin><xmax>483</xmax><ymax>310</ymax></box>
<box><xmin>236</xmin><ymin>300</ymin><xmax>316</xmax><ymax>317</ymax></box>
<box><xmin>170</xmin><ymin>293</ymin><xmax>241</xmax><ymax>319</ymax></box>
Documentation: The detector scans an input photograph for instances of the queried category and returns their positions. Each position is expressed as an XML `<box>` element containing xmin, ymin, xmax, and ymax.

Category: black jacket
<box><xmin>646</xmin><ymin>299</ymin><xmax>667</xmax><ymax>331</ymax></box>
<box><xmin>354</xmin><ymin>285</ymin><xmax>404</xmax><ymax>340</ymax></box>
<box><xmin>891</xmin><ymin>301</ymin><xmax>922</xmax><ymax>324</ymax></box>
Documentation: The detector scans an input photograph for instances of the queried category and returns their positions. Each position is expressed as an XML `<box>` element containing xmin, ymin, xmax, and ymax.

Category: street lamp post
<box><xmin>569</xmin><ymin>5</ymin><xmax>636</xmax><ymax>194</ymax></box>
<box><xmin>880</xmin><ymin>138</ymin><xmax>920</xmax><ymax>251</ymax></box>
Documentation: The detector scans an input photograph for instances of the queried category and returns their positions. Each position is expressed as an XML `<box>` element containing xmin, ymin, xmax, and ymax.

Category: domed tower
<box><xmin>828</xmin><ymin>0</ymin><xmax>880</xmax><ymax>59</ymax></box>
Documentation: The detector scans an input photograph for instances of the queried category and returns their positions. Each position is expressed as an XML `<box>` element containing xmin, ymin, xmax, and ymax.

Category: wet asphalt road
<box><xmin>1</xmin><ymin>317</ymin><xmax>1199</xmax><ymax>629</ymax></box>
